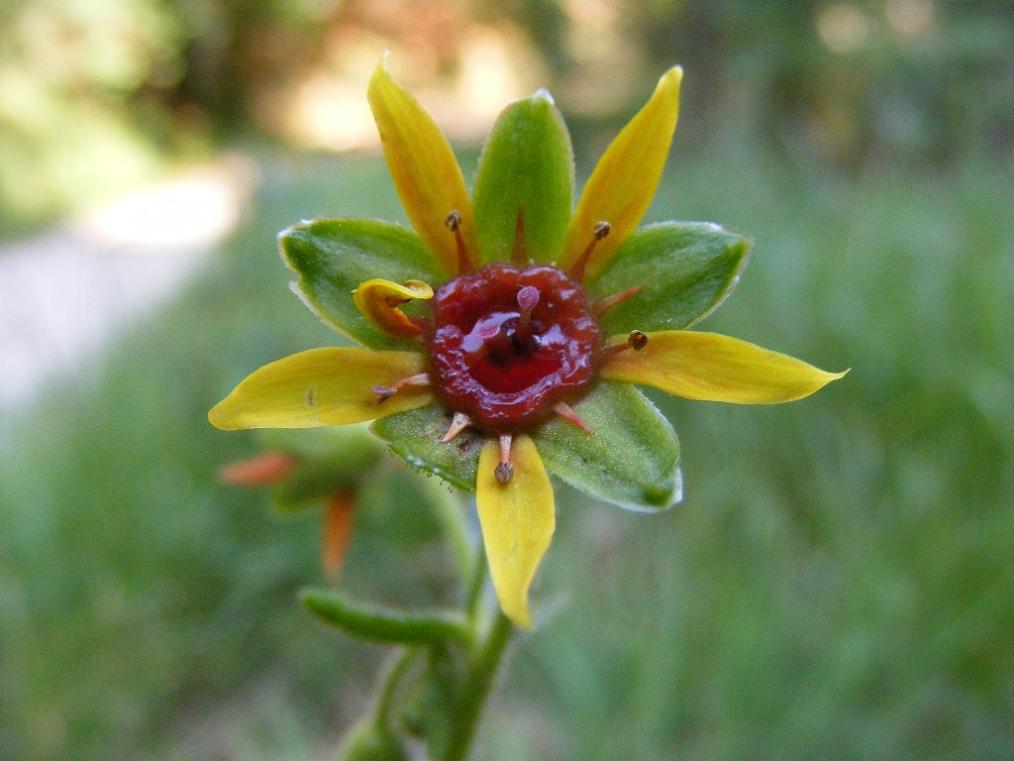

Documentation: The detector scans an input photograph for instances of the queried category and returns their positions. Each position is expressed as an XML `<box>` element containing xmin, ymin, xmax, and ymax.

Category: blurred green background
<box><xmin>1</xmin><ymin>1</ymin><xmax>1011</xmax><ymax>759</ymax></box>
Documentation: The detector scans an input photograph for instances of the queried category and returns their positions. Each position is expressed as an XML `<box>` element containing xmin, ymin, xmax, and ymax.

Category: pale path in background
<box><xmin>0</xmin><ymin>155</ymin><xmax>257</xmax><ymax>411</ymax></box>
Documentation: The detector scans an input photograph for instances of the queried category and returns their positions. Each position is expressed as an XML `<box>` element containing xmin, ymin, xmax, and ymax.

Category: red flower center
<box><xmin>428</xmin><ymin>263</ymin><xmax>602</xmax><ymax>432</ymax></box>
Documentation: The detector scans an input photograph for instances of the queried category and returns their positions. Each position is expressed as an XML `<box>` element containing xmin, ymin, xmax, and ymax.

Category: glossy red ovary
<box><xmin>428</xmin><ymin>264</ymin><xmax>602</xmax><ymax>432</ymax></box>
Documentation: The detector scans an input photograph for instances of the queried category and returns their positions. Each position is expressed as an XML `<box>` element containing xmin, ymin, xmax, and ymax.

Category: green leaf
<box><xmin>370</xmin><ymin>404</ymin><xmax>480</xmax><ymax>492</ymax></box>
<box><xmin>300</xmin><ymin>588</ymin><xmax>470</xmax><ymax>645</ymax></box>
<box><xmin>472</xmin><ymin>90</ymin><xmax>574</xmax><ymax>264</ymax></box>
<box><xmin>587</xmin><ymin>221</ymin><xmax>750</xmax><ymax>336</ymax></box>
<box><xmin>280</xmin><ymin>218</ymin><xmax>444</xmax><ymax>349</ymax></box>
<box><xmin>535</xmin><ymin>381</ymin><xmax>681</xmax><ymax>511</ymax></box>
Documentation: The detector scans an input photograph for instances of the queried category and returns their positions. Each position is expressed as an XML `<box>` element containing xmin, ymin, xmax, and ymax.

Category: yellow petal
<box><xmin>352</xmin><ymin>278</ymin><xmax>433</xmax><ymax>339</ymax></box>
<box><xmin>476</xmin><ymin>434</ymin><xmax>555</xmax><ymax>629</ymax></box>
<box><xmin>601</xmin><ymin>331</ymin><xmax>847</xmax><ymax>403</ymax></box>
<box><xmin>209</xmin><ymin>348</ymin><xmax>432</xmax><ymax>430</ymax></box>
<box><xmin>368</xmin><ymin>55</ymin><xmax>479</xmax><ymax>276</ymax></box>
<box><xmin>558</xmin><ymin>67</ymin><xmax>683</xmax><ymax>279</ymax></box>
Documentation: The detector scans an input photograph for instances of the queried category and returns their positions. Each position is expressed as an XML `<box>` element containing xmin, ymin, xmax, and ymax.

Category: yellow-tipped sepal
<box><xmin>601</xmin><ymin>330</ymin><xmax>847</xmax><ymax>403</ymax></box>
<box><xmin>476</xmin><ymin>434</ymin><xmax>555</xmax><ymax>629</ymax></box>
<box><xmin>352</xmin><ymin>278</ymin><xmax>433</xmax><ymax>340</ymax></box>
<box><xmin>368</xmin><ymin>55</ymin><xmax>479</xmax><ymax>276</ymax></box>
<box><xmin>558</xmin><ymin>66</ymin><xmax>683</xmax><ymax>279</ymax></box>
<box><xmin>209</xmin><ymin>348</ymin><xmax>432</xmax><ymax>430</ymax></box>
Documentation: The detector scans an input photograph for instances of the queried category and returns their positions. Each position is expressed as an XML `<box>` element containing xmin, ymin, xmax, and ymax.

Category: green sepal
<box><xmin>259</xmin><ymin>426</ymin><xmax>384</xmax><ymax>512</ymax></box>
<box><xmin>300</xmin><ymin>588</ymin><xmax>471</xmax><ymax>645</ymax></box>
<box><xmin>587</xmin><ymin>221</ymin><xmax>750</xmax><ymax>335</ymax></box>
<box><xmin>279</xmin><ymin>218</ymin><xmax>444</xmax><ymax>349</ymax></box>
<box><xmin>535</xmin><ymin>381</ymin><xmax>682</xmax><ymax>511</ymax></box>
<box><xmin>269</xmin><ymin>461</ymin><xmax>354</xmax><ymax>512</ymax></box>
<box><xmin>370</xmin><ymin>404</ymin><xmax>480</xmax><ymax>492</ymax></box>
<box><xmin>472</xmin><ymin>90</ymin><xmax>574</xmax><ymax>264</ymax></box>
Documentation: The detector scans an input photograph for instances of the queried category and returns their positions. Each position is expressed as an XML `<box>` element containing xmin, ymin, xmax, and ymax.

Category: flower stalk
<box><xmin>444</xmin><ymin>612</ymin><xmax>515</xmax><ymax>761</ymax></box>
<box><xmin>303</xmin><ymin>497</ymin><xmax>513</xmax><ymax>761</ymax></box>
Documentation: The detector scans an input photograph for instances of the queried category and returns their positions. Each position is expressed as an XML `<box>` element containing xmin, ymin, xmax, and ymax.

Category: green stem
<box><xmin>443</xmin><ymin>612</ymin><xmax>514</xmax><ymax>761</ymax></box>
<box><xmin>373</xmin><ymin>646</ymin><xmax>419</xmax><ymax>732</ymax></box>
<box><xmin>464</xmin><ymin>546</ymin><xmax>487</xmax><ymax>628</ymax></box>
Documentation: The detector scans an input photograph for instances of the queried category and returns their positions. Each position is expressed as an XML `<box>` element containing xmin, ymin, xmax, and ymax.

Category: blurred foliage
<box><xmin>2</xmin><ymin>0</ymin><xmax>1012</xmax><ymax>233</ymax></box>
<box><xmin>2</xmin><ymin>0</ymin><xmax>1012</xmax><ymax>758</ymax></box>
<box><xmin>2</xmin><ymin>141</ymin><xmax>1011</xmax><ymax>758</ymax></box>
<box><xmin>0</xmin><ymin>154</ymin><xmax>460</xmax><ymax>760</ymax></box>
<box><xmin>615</xmin><ymin>0</ymin><xmax>1014</xmax><ymax>163</ymax></box>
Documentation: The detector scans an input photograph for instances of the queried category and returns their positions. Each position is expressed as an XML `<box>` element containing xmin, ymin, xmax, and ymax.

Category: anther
<box><xmin>554</xmin><ymin>401</ymin><xmax>592</xmax><ymax>433</ymax></box>
<box><xmin>593</xmin><ymin>285</ymin><xmax>644</xmax><ymax>318</ymax></box>
<box><xmin>445</xmin><ymin>209</ymin><xmax>473</xmax><ymax>274</ymax></box>
<box><xmin>568</xmin><ymin>220</ymin><xmax>611</xmax><ymax>282</ymax></box>
<box><xmin>494</xmin><ymin>433</ymin><xmax>514</xmax><ymax>484</ymax></box>
<box><xmin>601</xmin><ymin>330</ymin><xmax>650</xmax><ymax>363</ymax></box>
<box><xmin>372</xmin><ymin>372</ymin><xmax>430</xmax><ymax>403</ymax></box>
<box><xmin>440</xmin><ymin>412</ymin><xmax>473</xmax><ymax>443</ymax></box>
<box><xmin>372</xmin><ymin>386</ymin><xmax>396</xmax><ymax>401</ymax></box>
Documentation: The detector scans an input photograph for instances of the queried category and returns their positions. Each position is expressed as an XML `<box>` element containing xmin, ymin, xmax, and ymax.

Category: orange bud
<box><xmin>322</xmin><ymin>492</ymin><xmax>357</xmax><ymax>581</ymax></box>
<box><xmin>218</xmin><ymin>450</ymin><xmax>298</xmax><ymax>486</ymax></box>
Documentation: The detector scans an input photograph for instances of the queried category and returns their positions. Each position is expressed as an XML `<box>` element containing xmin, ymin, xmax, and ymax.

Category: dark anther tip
<box><xmin>444</xmin><ymin>210</ymin><xmax>462</xmax><ymax>231</ymax></box>
<box><xmin>494</xmin><ymin>462</ymin><xmax>515</xmax><ymax>484</ymax></box>
<box><xmin>372</xmin><ymin>385</ymin><xmax>396</xmax><ymax>402</ymax></box>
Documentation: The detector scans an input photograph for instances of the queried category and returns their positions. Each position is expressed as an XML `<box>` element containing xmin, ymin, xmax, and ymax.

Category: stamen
<box><xmin>601</xmin><ymin>330</ymin><xmax>649</xmax><ymax>363</ymax></box>
<box><xmin>510</xmin><ymin>208</ymin><xmax>526</xmax><ymax>265</ymax></box>
<box><xmin>568</xmin><ymin>220</ymin><xmax>611</xmax><ymax>282</ymax></box>
<box><xmin>554</xmin><ymin>401</ymin><xmax>592</xmax><ymax>433</ymax></box>
<box><xmin>516</xmin><ymin>285</ymin><xmax>540</xmax><ymax>340</ymax></box>
<box><xmin>372</xmin><ymin>372</ymin><xmax>431</xmax><ymax>403</ymax></box>
<box><xmin>495</xmin><ymin>433</ymin><xmax>514</xmax><ymax>484</ymax></box>
<box><xmin>593</xmin><ymin>285</ymin><xmax>644</xmax><ymax>318</ymax></box>
<box><xmin>445</xmin><ymin>209</ymin><xmax>473</xmax><ymax>275</ymax></box>
<box><xmin>440</xmin><ymin>412</ymin><xmax>473</xmax><ymax>443</ymax></box>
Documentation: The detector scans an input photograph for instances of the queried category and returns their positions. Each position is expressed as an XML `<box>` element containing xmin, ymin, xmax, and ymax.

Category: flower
<box><xmin>209</xmin><ymin>57</ymin><xmax>846</xmax><ymax>628</ymax></box>
<box><xmin>218</xmin><ymin>426</ymin><xmax>386</xmax><ymax>580</ymax></box>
